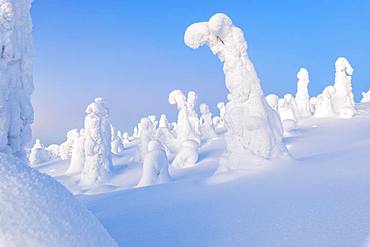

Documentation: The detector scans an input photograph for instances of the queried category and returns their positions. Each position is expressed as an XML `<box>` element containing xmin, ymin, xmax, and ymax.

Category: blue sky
<box><xmin>31</xmin><ymin>0</ymin><xmax>370</xmax><ymax>144</ymax></box>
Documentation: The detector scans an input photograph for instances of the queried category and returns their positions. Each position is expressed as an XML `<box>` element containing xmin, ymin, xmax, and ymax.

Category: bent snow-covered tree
<box><xmin>184</xmin><ymin>13</ymin><xmax>286</xmax><ymax>169</ymax></box>
<box><xmin>0</xmin><ymin>1</ymin><xmax>117</xmax><ymax>246</ymax></box>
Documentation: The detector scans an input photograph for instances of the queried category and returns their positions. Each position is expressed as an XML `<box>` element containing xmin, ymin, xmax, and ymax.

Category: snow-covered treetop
<box><xmin>297</xmin><ymin>68</ymin><xmax>309</xmax><ymax>82</ymax></box>
<box><xmin>86</xmin><ymin>97</ymin><xmax>110</xmax><ymax>117</ymax></box>
<box><xmin>335</xmin><ymin>57</ymin><xmax>353</xmax><ymax>75</ymax></box>
<box><xmin>169</xmin><ymin>89</ymin><xmax>187</xmax><ymax>110</ymax></box>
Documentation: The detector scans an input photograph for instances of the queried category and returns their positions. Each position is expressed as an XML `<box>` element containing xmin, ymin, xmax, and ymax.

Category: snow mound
<box><xmin>0</xmin><ymin>154</ymin><xmax>118</xmax><ymax>247</ymax></box>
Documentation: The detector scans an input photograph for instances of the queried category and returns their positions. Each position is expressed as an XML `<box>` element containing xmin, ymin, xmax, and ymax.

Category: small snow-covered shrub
<box><xmin>199</xmin><ymin>103</ymin><xmax>216</xmax><ymax>141</ymax></box>
<box><xmin>172</xmin><ymin>139</ymin><xmax>199</xmax><ymax>169</ymax></box>
<box><xmin>137</xmin><ymin>140</ymin><xmax>170</xmax><ymax>187</ymax></box>
<box><xmin>59</xmin><ymin>129</ymin><xmax>79</xmax><ymax>160</ymax></box>
<box><xmin>29</xmin><ymin>139</ymin><xmax>51</xmax><ymax>166</ymax></box>
<box><xmin>314</xmin><ymin>86</ymin><xmax>337</xmax><ymax>118</ymax></box>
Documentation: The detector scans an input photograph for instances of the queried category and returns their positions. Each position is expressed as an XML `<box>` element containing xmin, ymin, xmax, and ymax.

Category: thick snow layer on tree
<box><xmin>169</xmin><ymin>89</ymin><xmax>200</xmax><ymax>146</ymax></box>
<box><xmin>295</xmin><ymin>68</ymin><xmax>311</xmax><ymax>118</ymax></box>
<box><xmin>184</xmin><ymin>13</ymin><xmax>286</xmax><ymax>169</ymax></box>
<box><xmin>28</xmin><ymin>139</ymin><xmax>50</xmax><ymax>166</ymax></box>
<box><xmin>199</xmin><ymin>103</ymin><xmax>216</xmax><ymax>141</ymax></box>
<box><xmin>59</xmin><ymin>129</ymin><xmax>79</xmax><ymax>160</ymax></box>
<box><xmin>361</xmin><ymin>89</ymin><xmax>370</xmax><ymax>103</ymax></box>
<box><xmin>314</xmin><ymin>86</ymin><xmax>337</xmax><ymax>118</ymax></box>
<box><xmin>332</xmin><ymin>57</ymin><xmax>355</xmax><ymax>116</ymax></box>
<box><xmin>80</xmin><ymin>98</ymin><xmax>112</xmax><ymax>186</ymax></box>
<box><xmin>0</xmin><ymin>0</ymin><xmax>34</xmax><ymax>160</ymax></box>
<box><xmin>111</xmin><ymin>126</ymin><xmax>124</xmax><ymax>154</ymax></box>
<box><xmin>0</xmin><ymin>154</ymin><xmax>118</xmax><ymax>247</ymax></box>
<box><xmin>171</xmin><ymin>139</ymin><xmax>199</xmax><ymax>169</ymax></box>
<box><xmin>137</xmin><ymin>117</ymin><xmax>154</xmax><ymax>162</ymax></box>
<box><xmin>66</xmin><ymin>129</ymin><xmax>85</xmax><ymax>174</ymax></box>
<box><xmin>137</xmin><ymin>140</ymin><xmax>170</xmax><ymax>187</ymax></box>
<box><xmin>265</xmin><ymin>94</ymin><xmax>279</xmax><ymax>112</ymax></box>
<box><xmin>155</xmin><ymin>114</ymin><xmax>177</xmax><ymax>155</ymax></box>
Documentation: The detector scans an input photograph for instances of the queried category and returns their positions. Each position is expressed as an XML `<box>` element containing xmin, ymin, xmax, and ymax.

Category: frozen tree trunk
<box><xmin>295</xmin><ymin>68</ymin><xmax>311</xmax><ymax>118</ymax></box>
<box><xmin>184</xmin><ymin>13</ymin><xmax>286</xmax><ymax>170</ymax></box>
<box><xmin>80</xmin><ymin>98</ymin><xmax>112</xmax><ymax>185</ymax></box>
<box><xmin>332</xmin><ymin>57</ymin><xmax>355</xmax><ymax>116</ymax></box>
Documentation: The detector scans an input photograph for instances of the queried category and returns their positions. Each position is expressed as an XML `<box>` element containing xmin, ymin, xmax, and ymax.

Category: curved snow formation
<box><xmin>184</xmin><ymin>13</ymin><xmax>286</xmax><ymax>169</ymax></box>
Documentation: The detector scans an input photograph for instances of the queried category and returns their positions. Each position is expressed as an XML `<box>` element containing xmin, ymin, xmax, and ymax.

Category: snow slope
<box><xmin>37</xmin><ymin>103</ymin><xmax>370</xmax><ymax>247</ymax></box>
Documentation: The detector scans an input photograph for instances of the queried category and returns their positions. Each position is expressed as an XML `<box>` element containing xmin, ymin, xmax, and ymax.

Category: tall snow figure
<box><xmin>0</xmin><ymin>0</ymin><xmax>34</xmax><ymax>159</ymax></box>
<box><xmin>295</xmin><ymin>68</ymin><xmax>311</xmax><ymax>118</ymax></box>
<box><xmin>80</xmin><ymin>98</ymin><xmax>113</xmax><ymax>185</ymax></box>
<box><xmin>332</xmin><ymin>57</ymin><xmax>355</xmax><ymax>117</ymax></box>
<box><xmin>0</xmin><ymin>2</ymin><xmax>117</xmax><ymax>246</ymax></box>
<box><xmin>184</xmin><ymin>13</ymin><xmax>286</xmax><ymax>169</ymax></box>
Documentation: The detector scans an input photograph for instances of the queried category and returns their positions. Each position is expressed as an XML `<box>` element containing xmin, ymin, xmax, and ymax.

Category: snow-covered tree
<box><xmin>169</xmin><ymin>89</ymin><xmax>199</xmax><ymax>146</ymax></box>
<box><xmin>361</xmin><ymin>89</ymin><xmax>370</xmax><ymax>103</ymax></box>
<box><xmin>66</xmin><ymin>129</ymin><xmax>85</xmax><ymax>174</ymax></box>
<box><xmin>187</xmin><ymin>91</ymin><xmax>201</xmax><ymax>140</ymax></box>
<box><xmin>29</xmin><ymin>139</ymin><xmax>50</xmax><ymax>166</ymax></box>
<box><xmin>332</xmin><ymin>57</ymin><xmax>355</xmax><ymax>117</ymax></box>
<box><xmin>309</xmin><ymin>97</ymin><xmax>317</xmax><ymax>114</ymax></box>
<box><xmin>0</xmin><ymin>2</ymin><xmax>118</xmax><ymax>246</ymax></box>
<box><xmin>295</xmin><ymin>68</ymin><xmax>311</xmax><ymax>118</ymax></box>
<box><xmin>199</xmin><ymin>103</ymin><xmax>216</xmax><ymax>140</ymax></box>
<box><xmin>59</xmin><ymin>129</ymin><xmax>79</xmax><ymax>160</ymax></box>
<box><xmin>80</xmin><ymin>98</ymin><xmax>112</xmax><ymax>185</ymax></box>
<box><xmin>314</xmin><ymin>86</ymin><xmax>337</xmax><ymax>118</ymax></box>
<box><xmin>265</xmin><ymin>94</ymin><xmax>279</xmax><ymax>112</ymax></box>
<box><xmin>137</xmin><ymin>140</ymin><xmax>171</xmax><ymax>187</ymax></box>
<box><xmin>185</xmin><ymin>13</ymin><xmax>286</xmax><ymax>169</ymax></box>
<box><xmin>155</xmin><ymin>114</ymin><xmax>177</xmax><ymax>155</ymax></box>
<box><xmin>172</xmin><ymin>139</ymin><xmax>199</xmax><ymax>169</ymax></box>
<box><xmin>111</xmin><ymin>126</ymin><xmax>124</xmax><ymax>154</ymax></box>
<box><xmin>45</xmin><ymin>144</ymin><xmax>60</xmax><ymax>160</ymax></box>
<box><xmin>136</xmin><ymin>117</ymin><xmax>154</xmax><ymax>162</ymax></box>
<box><xmin>0</xmin><ymin>0</ymin><xmax>34</xmax><ymax>160</ymax></box>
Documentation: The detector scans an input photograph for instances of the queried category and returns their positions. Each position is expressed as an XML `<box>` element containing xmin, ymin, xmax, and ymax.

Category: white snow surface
<box><xmin>35</xmin><ymin>103</ymin><xmax>370</xmax><ymax>247</ymax></box>
<box><xmin>0</xmin><ymin>154</ymin><xmax>118</xmax><ymax>247</ymax></box>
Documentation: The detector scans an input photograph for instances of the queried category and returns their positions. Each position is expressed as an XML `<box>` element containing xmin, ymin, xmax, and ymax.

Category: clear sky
<box><xmin>31</xmin><ymin>0</ymin><xmax>370</xmax><ymax>144</ymax></box>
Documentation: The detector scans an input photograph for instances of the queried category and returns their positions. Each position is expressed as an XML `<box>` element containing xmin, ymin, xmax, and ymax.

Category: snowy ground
<box><xmin>36</xmin><ymin>103</ymin><xmax>370</xmax><ymax>247</ymax></box>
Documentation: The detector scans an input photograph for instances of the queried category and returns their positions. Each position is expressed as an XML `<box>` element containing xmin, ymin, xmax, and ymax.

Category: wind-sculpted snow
<box><xmin>314</xmin><ymin>86</ymin><xmax>337</xmax><ymax>118</ymax></box>
<box><xmin>185</xmin><ymin>13</ymin><xmax>287</xmax><ymax>169</ymax></box>
<box><xmin>0</xmin><ymin>154</ymin><xmax>118</xmax><ymax>247</ymax></box>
